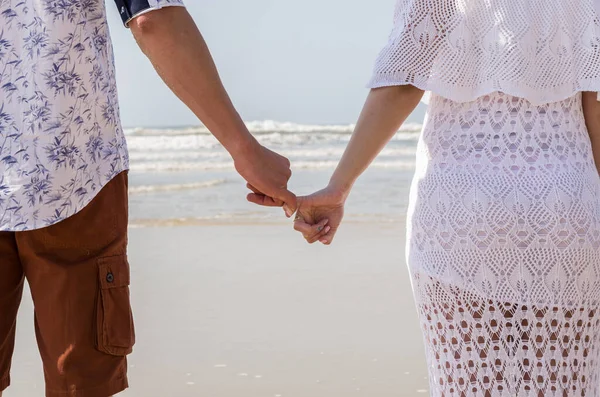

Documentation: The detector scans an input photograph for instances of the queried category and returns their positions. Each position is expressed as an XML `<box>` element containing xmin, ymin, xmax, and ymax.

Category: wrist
<box><xmin>226</xmin><ymin>129</ymin><xmax>259</xmax><ymax>161</ymax></box>
<box><xmin>327</xmin><ymin>179</ymin><xmax>352</xmax><ymax>203</ymax></box>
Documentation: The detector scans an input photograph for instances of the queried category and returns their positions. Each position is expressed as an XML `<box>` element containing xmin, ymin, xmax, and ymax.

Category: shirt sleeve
<box><xmin>114</xmin><ymin>0</ymin><xmax>186</xmax><ymax>27</ymax></box>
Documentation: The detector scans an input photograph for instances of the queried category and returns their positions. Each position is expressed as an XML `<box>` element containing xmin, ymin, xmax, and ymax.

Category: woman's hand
<box><xmin>293</xmin><ymin>186</ymin><xmax>346</xmax><ymax>245</ymax></box>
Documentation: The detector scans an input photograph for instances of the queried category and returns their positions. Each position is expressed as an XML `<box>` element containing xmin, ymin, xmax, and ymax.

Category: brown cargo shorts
<box><xmin>0</xmin><ymin>171</ymin><xmax>134</xmax><ymax>397</ymax></box>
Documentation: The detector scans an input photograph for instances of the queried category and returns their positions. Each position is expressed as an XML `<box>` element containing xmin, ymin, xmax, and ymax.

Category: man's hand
<box><xmin>236</xmin><ymin>141</ymin><xmax>297</xmax><ymax>217</ymax></box>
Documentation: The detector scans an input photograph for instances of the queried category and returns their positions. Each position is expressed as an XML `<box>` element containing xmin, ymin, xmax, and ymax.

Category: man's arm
<box><xmin>125</xmin><ymin>6</ymin><xmax>296</xmax><ymax>215</ymax></box>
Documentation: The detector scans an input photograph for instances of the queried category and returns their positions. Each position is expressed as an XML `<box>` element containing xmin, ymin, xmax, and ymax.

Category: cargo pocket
<box><xmin>96</xmin><ymin>254</ymin><xmax>135</xmax><ymax>356</ymax></box>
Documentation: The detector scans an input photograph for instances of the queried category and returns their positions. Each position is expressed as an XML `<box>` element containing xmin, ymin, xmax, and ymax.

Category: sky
<box><xmin>106</xmin><ymin>0</ymin><xmax>427</xmax><ymax>128</ymax></box>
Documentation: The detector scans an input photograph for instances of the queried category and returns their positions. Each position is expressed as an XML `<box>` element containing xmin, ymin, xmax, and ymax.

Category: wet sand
<box><xmin>9</xmin><ymin>222</ymin><xmax>430</xmax><ymax>396</ymax></box>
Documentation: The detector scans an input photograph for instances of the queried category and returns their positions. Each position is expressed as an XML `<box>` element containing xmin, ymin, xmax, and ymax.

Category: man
<box><xmin>0</xmin><ymin>1</ymin><xmax>295</xmax><ymax>396</ymax></box>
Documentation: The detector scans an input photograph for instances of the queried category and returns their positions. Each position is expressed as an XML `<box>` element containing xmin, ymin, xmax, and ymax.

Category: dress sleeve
<box><xmin>369</xmin><ymin>0</ymin><xmax>600</xmax><ymax>106</ymax></box>
<box><xmin>114</xmin><ymin>0</ymin><xmax>186</xmax><ymax>27</ymax></box>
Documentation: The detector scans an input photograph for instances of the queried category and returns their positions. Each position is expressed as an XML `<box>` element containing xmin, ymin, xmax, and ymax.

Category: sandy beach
<box><xmin>8</xmin><ymin>221</ymin><xmax>430</xmax><ymax>397</ymax></box>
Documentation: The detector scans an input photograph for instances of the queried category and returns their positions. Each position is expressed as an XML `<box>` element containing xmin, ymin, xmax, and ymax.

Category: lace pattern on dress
<box><xmin>407</xmin><ymin>92</ymin><xmax>600</xmax><ymax>396</ymax></box>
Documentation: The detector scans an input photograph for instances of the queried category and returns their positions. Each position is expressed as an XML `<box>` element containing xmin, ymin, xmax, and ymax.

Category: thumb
<box><xmin>277</xmin><ymin>189</ymin><xmax>297</xmax><ymax>218</ymax></box>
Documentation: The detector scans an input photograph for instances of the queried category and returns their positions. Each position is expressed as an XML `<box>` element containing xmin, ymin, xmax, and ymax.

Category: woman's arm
<box><xmin>291</xmin><ymin>85</ymin><xmax>423</xmax><ymax>245</ymax></box>
<box><xmin>583</xmin><ymin>92</ymin><xmax>600</xmax><ymax>175</ymax></box>
<box><xmin>329</xmin><ymin>85</ymin><xmax>424</xmax><ymax>199</ymax></box>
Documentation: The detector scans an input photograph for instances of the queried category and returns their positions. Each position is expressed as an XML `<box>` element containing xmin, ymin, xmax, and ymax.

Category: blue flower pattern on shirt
<box><xmin>0</xmin><ymin>0</ymin><xmax>184</xmax><ymax>231</ymax></box>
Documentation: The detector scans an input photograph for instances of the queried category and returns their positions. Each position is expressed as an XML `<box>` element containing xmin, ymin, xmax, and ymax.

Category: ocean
<box><xmin>126</xmin><ymin>121</ymin><xmax>423</xmax><ymax>227</ymax></box>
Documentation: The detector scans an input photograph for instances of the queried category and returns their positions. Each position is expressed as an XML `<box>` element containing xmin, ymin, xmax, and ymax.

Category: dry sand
<box><xmin>8</xmin><ymin>222</ymin><xmax>430</xmax><ymax>396</ymax></box>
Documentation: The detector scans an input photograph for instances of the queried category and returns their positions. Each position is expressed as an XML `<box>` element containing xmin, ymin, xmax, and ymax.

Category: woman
<box><xmin>279</xmin><ymin>0</ymin><xmax>600</xmax><ymax>395</ymax></box>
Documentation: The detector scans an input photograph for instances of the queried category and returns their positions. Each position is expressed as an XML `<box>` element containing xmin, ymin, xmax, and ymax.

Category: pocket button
<box><xmin>106</xmin><ymin>272</ymin><xmax>114</xmax><ymax>283</ymax></box>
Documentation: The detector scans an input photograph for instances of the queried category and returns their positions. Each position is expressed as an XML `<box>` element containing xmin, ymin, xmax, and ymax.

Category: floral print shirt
<box><xmin>0</xmin><ymin>0</ymin><xmax>184</xmax><ymax>231</ymax></box>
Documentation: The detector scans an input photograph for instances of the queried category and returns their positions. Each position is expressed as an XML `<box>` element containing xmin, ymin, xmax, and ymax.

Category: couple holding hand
<box><xmin>2</xmin><ymin>1</ymin><xmax>600</xmax><ymax>397</ymax></box>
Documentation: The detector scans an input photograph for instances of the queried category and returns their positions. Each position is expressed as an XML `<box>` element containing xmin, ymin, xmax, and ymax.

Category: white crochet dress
<box><xmin>369</xmin><ymin>1</ymin><xmax>600</xmax><ymax>395</ymax></box>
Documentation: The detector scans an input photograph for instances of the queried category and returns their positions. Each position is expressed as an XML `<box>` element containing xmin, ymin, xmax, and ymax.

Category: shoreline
<box><xmin>129</xmin><ymin>215</ymin><xmax>407</xmax><ymax>229</ymax></box>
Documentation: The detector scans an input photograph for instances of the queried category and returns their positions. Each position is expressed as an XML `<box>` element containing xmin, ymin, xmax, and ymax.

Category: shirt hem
<box><xmin>0</xmin><ymin>167</ymin><xmax>130</xmax><ymax>233</ymax></box>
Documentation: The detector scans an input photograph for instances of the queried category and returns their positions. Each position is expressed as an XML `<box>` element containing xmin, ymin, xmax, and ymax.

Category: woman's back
<box><xmin>375</xmin><ymin>1</ymin><xmax>600</xmax><ymax>393</ymax></box>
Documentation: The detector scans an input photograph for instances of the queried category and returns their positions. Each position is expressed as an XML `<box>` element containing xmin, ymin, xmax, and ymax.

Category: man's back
<box><xmin>0</xmin><ymin>0</ymin><xmax>129</xmax><ymax>230</ymax></box>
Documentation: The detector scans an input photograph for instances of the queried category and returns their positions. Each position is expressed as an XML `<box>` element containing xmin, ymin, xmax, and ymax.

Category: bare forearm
<box><xmin>130</xmin><ymin>7</ymin><xmax>255</xmax><ymax>157</ymax></box>
<box><xmin>329</xmin><ymin>86</ymin><xmax>423</xmax><ymax>197</ymax></box>
<box><xmin>583</xmin><ymin>92</ymin><xmax>600</xmax><ymax>174</ymax></box>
